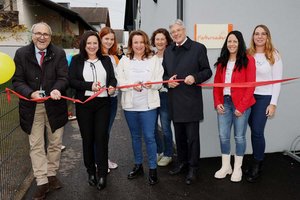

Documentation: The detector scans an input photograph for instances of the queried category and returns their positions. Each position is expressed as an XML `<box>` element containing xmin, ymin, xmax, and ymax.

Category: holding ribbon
<box><xmin>5</xmin><ymin>77</ymin><xmax>299</xmax><ymax>104</ymax></box>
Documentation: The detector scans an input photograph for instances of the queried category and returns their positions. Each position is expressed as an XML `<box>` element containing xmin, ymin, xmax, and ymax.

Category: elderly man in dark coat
<box><xmin>163</xmin><ymin>19</ymin><xmax>212</xmax><ymax>185</ymax></box>
<box><xmin>12</xmin><ymin>22</ymin><xmax>68</xmax><ymax>200</ymax></box>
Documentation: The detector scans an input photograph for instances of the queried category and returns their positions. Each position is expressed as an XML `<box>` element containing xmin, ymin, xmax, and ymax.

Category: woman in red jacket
<box><xmin>213</xmin><ymin>30</ymin><xmax>256</xmax><ymax>182</ymax></box>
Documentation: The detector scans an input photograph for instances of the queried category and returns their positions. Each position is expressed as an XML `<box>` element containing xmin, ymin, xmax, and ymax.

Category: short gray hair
<box><xmin>31</xmin><ymin>22</ymin><xmax>52</xmax><ymax>35</ymax></box>
<box><xmin>169</xmin><ymin>19</ymin><xmax>185</xmax><ymax>30</ymax></box>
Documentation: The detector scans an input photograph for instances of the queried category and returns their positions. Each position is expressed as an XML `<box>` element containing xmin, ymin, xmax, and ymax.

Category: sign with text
<box><xmin>194</xmin><ymin>24</ymin><xmax>233</xmax><ymax>49</ymax></box>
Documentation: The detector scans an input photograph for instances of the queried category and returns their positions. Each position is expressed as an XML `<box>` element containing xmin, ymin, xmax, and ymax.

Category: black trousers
<box><xmin>76</xmin><ymin>97</ymin><xmax>110</xmax><ymax>176</ymax></box>
<box><xmin>173</xmin><ymin>121</ymin><xmax>200</xmax><ymax>168</ymax></box>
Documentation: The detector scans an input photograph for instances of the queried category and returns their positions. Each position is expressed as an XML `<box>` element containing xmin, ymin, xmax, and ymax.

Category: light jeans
<box><xmin>217</xmin><ymin>96</ymin><xmax>250</xmax><ymax>156</ymax></box>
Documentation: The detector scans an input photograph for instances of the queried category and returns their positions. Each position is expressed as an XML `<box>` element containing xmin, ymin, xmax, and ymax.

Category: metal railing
<box><xmin>0</xmin><ymin>84</ymin><xmax>31</xmax><ymax>200</ymax></box>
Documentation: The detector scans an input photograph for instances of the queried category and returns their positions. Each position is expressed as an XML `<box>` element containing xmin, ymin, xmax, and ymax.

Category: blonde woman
<box><xmin>246</xmin><ymin>25</ymin><xmax>283</xmax><ymax>183</ymax></box>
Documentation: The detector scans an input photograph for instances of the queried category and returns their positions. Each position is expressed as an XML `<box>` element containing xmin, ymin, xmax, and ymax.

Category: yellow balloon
<box><xmin>0</xmin><ymin>52</ymin><xmax>16</xmax><ymax>84</ymax></box>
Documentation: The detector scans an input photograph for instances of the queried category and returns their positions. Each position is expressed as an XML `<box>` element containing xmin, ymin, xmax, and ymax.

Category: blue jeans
<box><xmin>124</xmin><ymin>109</ymin><xmax>158</xmax><ymax>169</ymax></box>
<box><xmin>248</xmin><ymin>94</ymin><xmax>271</xmax><ymax>161</ymax></box>
<box><xmin>217</xmin><ymin>96</ymin><xmax>251</xmax><ymax>156</ymax></box>
<box><xmin>108</xmin><ymin>96</ymin><xmax>118</xmax><ymax>136</ymax></box>
<box><xmin>155</xmin><ymin>92</ymin><xmax>173</xmax><ymax>157</ymax></box>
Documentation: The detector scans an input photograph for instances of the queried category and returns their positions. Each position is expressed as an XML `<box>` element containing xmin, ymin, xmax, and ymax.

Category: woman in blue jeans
<box><xmin>116</xmin><ymin>30</ymin><xmax>163</xmax><ymax>185</ymax></box>
<box><xmin>150</xmin><ymin>28</ymin><xmax>174</xmax><ymax>166</ymax></box>
<box><xmin>213</xmin><ymin>31</ymin><xmax>256</xmax><ymax>182</ymax></box>
<box><xmin>246</xmin><ymin>25</ymin><xmax>283</xmax><ymax>182</ymax></box>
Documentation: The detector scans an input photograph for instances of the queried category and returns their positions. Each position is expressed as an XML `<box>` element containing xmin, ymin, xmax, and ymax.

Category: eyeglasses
<box><xmin>33</xmin><ymin>32</ymin><xmax>51</xmax><ymax>38</ymax></box>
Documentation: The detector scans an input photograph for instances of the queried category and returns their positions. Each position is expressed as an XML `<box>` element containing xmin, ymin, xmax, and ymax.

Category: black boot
<box><xmin>96</xmin><ymin>176</ymin><xmax>107</xmax><ymax>190</ymax></box>
<box><xmin>246</xmin><ymin>159</ymin><xmax>263</xmax><ymax>183</ymax></box>
<box><xmin>185</xmin><ymin>167</ymin><xmax>198</xmax><ymax>185</ymax></box>
<box><xmin>169</xmin><ymin>163</ymin><xmax>188</xmax><ymax>175</ymax></box>
<box><xmin>128</xmin><ymin>164</ymin><xmax>144</xmax><ymax>179</ymax></box>
<box><xmin>148</xmin><ymin>168</ymin><xmax>159</xmax><ymax>185</ymax></box>
<box><xmin>88</xmin><ymin>173</ymin><xmax>97</xmax><ymax>186</ymax></box>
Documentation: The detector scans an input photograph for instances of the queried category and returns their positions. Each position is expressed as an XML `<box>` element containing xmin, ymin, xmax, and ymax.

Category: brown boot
<box><xmin>48</xmin><ymin>176</ymin><xmax>63</xmax><ymax>190</ymax></box>
<box><xmin>33</xmin><ymin>183</ymin><xmax>49</xmax><ymax>200</ymax></box>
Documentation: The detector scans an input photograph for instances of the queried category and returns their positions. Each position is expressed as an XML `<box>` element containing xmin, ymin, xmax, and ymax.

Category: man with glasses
<box><xmin>12</xmin><ymin>22</ymin><xmax>68</xmax><ymax>200</ymax></box>
<box><xmin>162</xmin><ymin>19</ymin><xmax>212</xmax><ymax>185</ymax></box>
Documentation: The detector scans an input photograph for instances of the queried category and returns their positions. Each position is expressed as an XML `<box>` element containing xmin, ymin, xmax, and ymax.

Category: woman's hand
<box><xmin>234</xmin><ymin>109</ymin><xmax>242</xmax><ymax>117</ymax></box>
<box><xmin>142</xmin><ymin>81</ymin><xmax>152</xmax><ymax>89</ymax></box>
<box><xmin>216</xmin><ymin>104</ymin><xmax>225</xmax><ymax>114</ymax></box>
<box><xmin>92</xmin><ymin>82</ymin><xmax>100</xmax><ymax>92</ymax></box>
<box><xmin>133</xmin><ymin>81</ymin><xmax>143</xmax><ymax>92</ymax></box>
<box><xmin>108</xmin><ymin>86</ymin><xmax>116</xmax><ymax>95</ymax></box>
<box><xmin>266</xmin><ymin>104</ymin><xmax>276</xmax><ymax>117</ymax></box>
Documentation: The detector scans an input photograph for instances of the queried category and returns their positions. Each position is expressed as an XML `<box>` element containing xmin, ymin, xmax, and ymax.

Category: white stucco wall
<box><xmin>140</xmin><ymin>0</ymin><xmax>300</xmax><ymax>157</ymax></box>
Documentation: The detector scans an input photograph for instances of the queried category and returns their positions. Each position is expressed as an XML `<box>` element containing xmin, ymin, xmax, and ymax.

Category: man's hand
<box><xmin>184</xmin><ymin>75</ymin><xmax>195</xmax><ymax>85</ymax></box>
<box><xmin>50</xmin><ymin>89</ymin><xmax>61</xmax><ymax>100</ymax></box>
<box><xmin>31</xmin><ymin>91</ymin><xmax>42</xmax><ymax>99</ymax></box>
<box><xmin>168</xmin><ymin>75</ymin><xmax>179</xmax><ymax>88</ymax></box>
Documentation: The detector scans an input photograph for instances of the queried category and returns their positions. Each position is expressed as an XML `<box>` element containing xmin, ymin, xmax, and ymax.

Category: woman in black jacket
<box><xmin>69</xmin><ymin>31</ymin><xmax>117</xmax><ymax>190</ymax></box>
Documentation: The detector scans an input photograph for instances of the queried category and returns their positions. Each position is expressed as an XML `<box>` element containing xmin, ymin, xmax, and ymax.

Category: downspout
<box><xmin>177</xmin><ymin>0</ymin><xmax>183</xmax><ymax>20</ymax></box>
<box><xmin>10</xmin><ymin>0</ymin><xmax>13</xmax><ymax>10</ymax></box>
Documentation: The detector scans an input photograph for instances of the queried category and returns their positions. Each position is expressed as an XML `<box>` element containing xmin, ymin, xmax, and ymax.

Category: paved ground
<box><xmin>23</xmin><ymin>107</ymin><xmax>300</xmax><ymax>200</ymax></box>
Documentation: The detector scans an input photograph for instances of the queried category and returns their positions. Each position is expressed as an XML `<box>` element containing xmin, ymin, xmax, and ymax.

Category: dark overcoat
<box><xmin>12</xmin><ymin>42</ymin><xmax>68</xmax><ymax>134</ymax></box>
<box><xmin>162</xmin><ymin>37</ymin><xmax>212</xmax><ymax>122</ymax></box>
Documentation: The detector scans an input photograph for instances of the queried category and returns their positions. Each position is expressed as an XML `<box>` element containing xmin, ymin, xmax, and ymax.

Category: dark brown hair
<box><xmin>79</xmin><ymin>31</ymin><xmax>102</xmax><ymax>59</ymax></box>
<box><xmin>150</xmin><ymin>28</ymin><xmax>173</xmax><ymax>47</ymax></box>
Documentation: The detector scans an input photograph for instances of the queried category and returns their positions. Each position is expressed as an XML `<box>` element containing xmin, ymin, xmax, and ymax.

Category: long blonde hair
<box><xmin>248</xmin><ymin>24</ymin><xmax>277</xmax><ymax>65</ymax></box>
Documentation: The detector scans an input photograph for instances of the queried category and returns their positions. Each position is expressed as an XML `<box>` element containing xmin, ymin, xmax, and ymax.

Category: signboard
<box><xmin>194</xmin><ymin>24</ymin><xmax>233</xmax><ymax>48</ymax></box>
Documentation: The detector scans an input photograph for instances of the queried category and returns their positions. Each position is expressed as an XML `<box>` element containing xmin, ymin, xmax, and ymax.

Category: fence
<box><xmin>0</xmin><ymin>83</ymin><xmax>32</xmax><ymax>200</ymax></box>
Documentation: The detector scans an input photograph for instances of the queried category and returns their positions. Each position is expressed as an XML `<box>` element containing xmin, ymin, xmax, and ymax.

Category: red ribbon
<box><xmin>198</xmin><ymin>77</ymin><xmax>298</xmax><ymax>87</ymax></box>
<box><xmin>5</xmin><ymin>77</ymin><xmax>299</xmax><ymax>104</ymax></box>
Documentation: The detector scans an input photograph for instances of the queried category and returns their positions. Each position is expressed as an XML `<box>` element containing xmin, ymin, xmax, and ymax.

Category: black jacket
<box><xmin>162</xmin><ymin>37</ymin><xmax>212</xmax><ymax>122</ymax></box>
<box><xmin>12</xmin><ymin>42</ymin><xmax>68</xmax><ymax>134</ymax></box>
<box><xmin>68</xmin><ymin>54</ymin><xmax>117</xmax><ymax>102</ymax></box>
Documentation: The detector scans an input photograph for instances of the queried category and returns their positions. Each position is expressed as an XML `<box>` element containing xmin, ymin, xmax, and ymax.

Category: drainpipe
<box><xmin>177</xmin><ymin>0</ymin><xmax>183</xmax><ymax>20</ymax></box>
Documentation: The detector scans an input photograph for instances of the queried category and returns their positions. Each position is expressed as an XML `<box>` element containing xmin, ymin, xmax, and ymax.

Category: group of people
<box><xmin>12</xmin><ymin>19</ymin><xmax>282</xmax><ymax>200</ymax></box>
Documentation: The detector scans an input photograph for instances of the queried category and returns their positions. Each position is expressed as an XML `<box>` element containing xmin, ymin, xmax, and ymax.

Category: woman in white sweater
<box><xmin>117</xmin><ymin>30</ymin><xmax>163</xmax><ymax>185</ymax></box>
<box><xmin>246</xmin><ymin>24</ymin><xmax>283</xmax><ymax>182</ymax></box>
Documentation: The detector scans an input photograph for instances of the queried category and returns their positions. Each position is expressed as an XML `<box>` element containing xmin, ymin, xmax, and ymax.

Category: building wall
<box><xmin>140</xmin><ymin>0</ymin><xmax>300</xmax><ymax>157</ymax></box>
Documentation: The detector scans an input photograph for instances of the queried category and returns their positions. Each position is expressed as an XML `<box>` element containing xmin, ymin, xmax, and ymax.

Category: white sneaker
<box><xmin>61</xmin><ymin>145</ymin><xmax>66</xmax><ymax>151</ymax></box>
<box><xmin>68</xmin><ymin>115</ymin><xmax>77</xmax><ymax>121</ymax></box>
<box><xmin>157</xmin><ymin>153</ymin><xmax>163</xmax><ymax>163</ymax></box>
<box><xmin>157</xmin><ymin>156</ymin><xmax>172</xmax><ymax>166</ymax></box>
<box><xmin>108</xmin><ymin>159</ymin><xmax>118</xmax><ymax>169</ymax></box>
